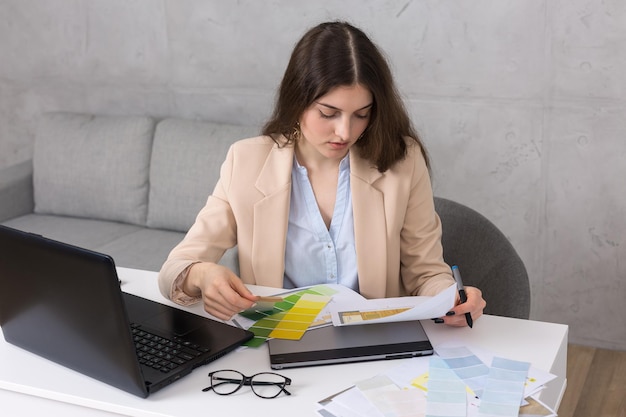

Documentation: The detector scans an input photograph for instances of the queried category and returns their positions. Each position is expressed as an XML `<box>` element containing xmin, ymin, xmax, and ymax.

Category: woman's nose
<box><xmin>335</xmin><ymin>117</ymin><xmax>351</xmax><ymax>141</ymax></box>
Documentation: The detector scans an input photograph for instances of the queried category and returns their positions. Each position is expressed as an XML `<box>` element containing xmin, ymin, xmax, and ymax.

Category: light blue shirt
<box><xmin>283</xmin><ymin>155</ymin><xmax>359</xmax><ymax>291</ymax></box>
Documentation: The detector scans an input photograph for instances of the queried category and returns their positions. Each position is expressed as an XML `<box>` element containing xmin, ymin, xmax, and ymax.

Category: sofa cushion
<box><xmin>3</xmin><ymin>214</ymin><xmax>240</xmax><ymax>273</ymax></box>
<box><xmin>33</xmin><ymin>113</ymin><xmax>155</xmax><ymax>225</ymax></box>
<box><xmin>2</xmin><ymin>213</ymin><xmax>145</xmax><ymax>252</ymax></box>
<box><xmin>95</xmin><ymin>228</ymin><xmax>186</xmax><ymax>272</ymax></box>
<box><xmin>0</xmin><ymin>159</ymin><xmax>34</xmax><ymax>222</ymax></box>
<box><xmin>147</xmin><ymin>119</ymin><xmax>258</xmax><ymax>232</ymax></box>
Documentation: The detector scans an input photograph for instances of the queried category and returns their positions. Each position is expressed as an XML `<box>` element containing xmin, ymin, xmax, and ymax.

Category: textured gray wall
<box><xmin>0</xmin><ymin>0</ymin><xmax>624</xmax><ymax>350</ymax></box>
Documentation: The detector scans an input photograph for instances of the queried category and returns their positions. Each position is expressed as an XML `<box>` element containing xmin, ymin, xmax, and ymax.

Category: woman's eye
<box><xmin>319</xmin><ymin>111</ymin><xmax>336</xmax><ymax>119</ymax></box>
<box><xmin>355</xmin><ymin>113</ymin><xmax>370</xmax><ymax>119</ymax></box>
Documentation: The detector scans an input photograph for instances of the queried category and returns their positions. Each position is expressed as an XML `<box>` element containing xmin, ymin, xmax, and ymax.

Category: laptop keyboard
<box><xmin>131</xmin><ymin>324</ymin><xmax>210</xmax><ymax>373</ymax></box>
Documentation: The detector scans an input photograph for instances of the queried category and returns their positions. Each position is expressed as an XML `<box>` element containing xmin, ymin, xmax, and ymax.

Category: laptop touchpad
<box><xmin>143</xmin><ymin>309</ymin><xmax>205</xmax><ymax>337</ymax></box>
<box><xmin>123</xmin><ymin>292</ymin><xmax>204</xmax><ymax>337</ymax></box>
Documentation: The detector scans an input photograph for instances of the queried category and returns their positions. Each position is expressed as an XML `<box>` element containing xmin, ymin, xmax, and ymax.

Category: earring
<box><xmin>291</xmin><ymin>123</ymin><xmax>301</xmax><ymax>142</ymax></box>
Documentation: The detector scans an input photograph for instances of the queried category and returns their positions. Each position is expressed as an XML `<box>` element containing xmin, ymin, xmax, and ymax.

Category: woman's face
<box><xmin>297</xmin><ymin>84</ymin><xmax>372</xmax><ymax>162</ymax></box>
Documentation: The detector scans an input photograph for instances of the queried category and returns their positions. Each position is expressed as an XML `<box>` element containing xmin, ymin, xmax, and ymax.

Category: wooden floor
<box><xmin>557</xmin><ymin>344</ymin><xmax>626</xmax><ymax>417</ymax></box>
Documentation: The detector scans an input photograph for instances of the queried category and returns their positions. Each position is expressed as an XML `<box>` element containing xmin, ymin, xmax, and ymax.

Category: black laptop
<box><xmin>0</xmin><ymin>225</ymin><xmax>253</xmax><ymax>397</ymax></box>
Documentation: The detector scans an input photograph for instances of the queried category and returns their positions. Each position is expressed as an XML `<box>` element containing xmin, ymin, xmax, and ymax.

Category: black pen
<box><xmin>452</xmin><ymin>265</ymin><xmax>473</xmax><ymax>328</ymax></box>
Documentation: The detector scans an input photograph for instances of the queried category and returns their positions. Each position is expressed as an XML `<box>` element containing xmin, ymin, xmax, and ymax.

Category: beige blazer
<box><xmin>158</xmin><ymin>135</ymin><xmax>454</xmax><ymax>303</ymax></box>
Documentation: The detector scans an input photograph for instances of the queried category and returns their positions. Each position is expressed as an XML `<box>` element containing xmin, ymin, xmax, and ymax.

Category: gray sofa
<box><xmin>0</xmin><ymin>112</ymin><xmax>258</xmax><ymax>272</ymax></box>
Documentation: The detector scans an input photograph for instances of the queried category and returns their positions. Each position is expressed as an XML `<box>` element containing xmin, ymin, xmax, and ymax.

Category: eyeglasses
<box><xmin>202</xmin><ymin>369</ymin><xmax>292</xmax><ymax>399</ymax></box>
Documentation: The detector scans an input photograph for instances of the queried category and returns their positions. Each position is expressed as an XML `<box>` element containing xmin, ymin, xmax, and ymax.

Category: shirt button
<box><xmin>329</xmin><ymin>274</ymin><xmax>335</xmax><ymax>279</ymax></box>
<box><xmin>327</xmin><ymin>244</ymin><xmax>332</xmax><ymax>249</ymax></box>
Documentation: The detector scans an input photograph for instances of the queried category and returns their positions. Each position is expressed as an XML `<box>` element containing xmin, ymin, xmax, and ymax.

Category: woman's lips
<box><xmin>328</xmin><ymin>141</ymin><xmax>349</xmax><ymax>150</ymax></box>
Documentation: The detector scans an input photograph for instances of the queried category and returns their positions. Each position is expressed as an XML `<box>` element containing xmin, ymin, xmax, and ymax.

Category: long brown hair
<box><xmin>262</xmin><ymin>21</ymin><xmax>429</xmax><ymax>172</ymax></box>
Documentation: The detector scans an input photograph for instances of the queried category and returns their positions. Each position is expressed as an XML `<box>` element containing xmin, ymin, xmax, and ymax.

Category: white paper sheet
<box><xmin>330</xmin><ymin>284</ymin><xmax>457</xmax><ymax>326</ymax></box>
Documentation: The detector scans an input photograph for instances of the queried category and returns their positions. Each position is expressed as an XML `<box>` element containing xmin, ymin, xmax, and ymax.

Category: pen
<box><xmin>452</xmin><ymin>265</ymin><xmax>473</xmax><ymax>328</ymax></box>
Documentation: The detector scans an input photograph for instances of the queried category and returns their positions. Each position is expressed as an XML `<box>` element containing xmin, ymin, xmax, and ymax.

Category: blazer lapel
<box><xmin>350</xmin><ymin>151</ymin><xmax>387</xmax><ymax>299</ymax></box>
<box><xmin>251</xmin><ymin>142</ymin><xmax>294</xmax><ymax>288</ymax></box>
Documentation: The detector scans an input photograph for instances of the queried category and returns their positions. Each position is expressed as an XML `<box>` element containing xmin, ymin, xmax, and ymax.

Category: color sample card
<box><xmin>239</xmin><ymin>286</ymin><xmax>336</xmax><ymax>347</ymax></box>
<box><xmin>320</xmin><ymin>347</ymin><xmax>554</xmax><ymax>417</ymax></box>
<box><xmin>267</xmin><ymin>294</ymin><xmax>331</xmax><ymax>339</ymax></box>
<box><xmin>355</xmin><ymin>375</ymin><xmax>427</xmax><ymax>417</ymax></box>
<box><xmin>426</xmin><ymin>357</ymin><xmax>467</xmax><ymax>417</ymax></box>
<box><xmin>478</xmin><ymin>357</ymin><xmax>530</xmax><ymax>417</ymax></box>
<box><xmin>436</xmin><ymin>346</ymin><xmax>490</xmax><ymax>398</ymax></box>
<box><xmin>338</xmin><ymin>307</ymin><xmax>411</xmax><ymax>324</ymax></box>
<box><xmin>411</xmin><ymin>372</ymin><xmax>429</xmax><ymax>391</ymax></box>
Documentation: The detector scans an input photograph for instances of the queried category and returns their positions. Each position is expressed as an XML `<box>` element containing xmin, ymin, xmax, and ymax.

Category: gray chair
<box><xmin>434</xmin><ymin>197</ymin><xmax>530</xmax><ymax>319</ymax></box>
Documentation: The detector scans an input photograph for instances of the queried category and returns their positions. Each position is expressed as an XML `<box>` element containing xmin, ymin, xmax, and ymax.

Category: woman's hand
<box><xmin>183</xmin><ymin>262</ymin><xmax>259</xmax><ymax>321</ymax></box>
<box><xmin>437</xmin><ymin>286</ymin><xmax>486</xmax><ymax>327</ymax></box>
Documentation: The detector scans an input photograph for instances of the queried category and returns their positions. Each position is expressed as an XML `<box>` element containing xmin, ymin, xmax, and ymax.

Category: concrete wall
<box><xmin>0</xmin><ymin>0</ymin><xmax>624</xmax><ymax>350</ymax></box>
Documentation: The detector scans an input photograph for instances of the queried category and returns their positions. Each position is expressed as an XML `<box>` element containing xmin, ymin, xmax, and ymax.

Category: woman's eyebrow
<box><xmin>316</xmin><ymin>102</ymin><xmax>373</xmax><ymax>111</ymax></box>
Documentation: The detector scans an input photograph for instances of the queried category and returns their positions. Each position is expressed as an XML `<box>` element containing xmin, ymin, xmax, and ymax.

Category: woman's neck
<box><xmin>294</xmin><ymin>142</ymin><xmax>346</xmax><ymax>173</ymax></box>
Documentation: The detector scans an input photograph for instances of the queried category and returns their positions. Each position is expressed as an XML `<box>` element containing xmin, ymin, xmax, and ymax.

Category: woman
<box><xmin>158</xmin><ymin>21</ymin><xmax>486</xmax><ymax>326</ymax></box>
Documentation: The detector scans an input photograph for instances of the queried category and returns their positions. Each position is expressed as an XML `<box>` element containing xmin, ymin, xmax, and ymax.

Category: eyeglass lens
<box><xmin>206</xmin><ymin>370</ymin><xmax>291</xmax><ymax>398</ymax></box>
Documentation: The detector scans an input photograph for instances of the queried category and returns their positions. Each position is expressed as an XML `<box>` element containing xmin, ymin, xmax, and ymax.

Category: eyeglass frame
<box><xmin>202</xmin><ymin>369</ymin><xmax>292</xmax><ymax>399</ymax></box>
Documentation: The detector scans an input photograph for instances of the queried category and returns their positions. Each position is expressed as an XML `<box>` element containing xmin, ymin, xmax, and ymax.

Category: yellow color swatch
<box><xmin>411</xmin><ymin>372</ymin><xmax>429</xmax><ymax>391</ymax></box>
<box><xmin>268</xmin><ymin>294</ymin><xmax>331</xmax><ymax>340</ymax></box>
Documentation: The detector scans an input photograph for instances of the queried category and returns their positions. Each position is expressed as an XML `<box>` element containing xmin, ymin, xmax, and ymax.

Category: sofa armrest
<box><xmin>0</xmin><ymin>160</ymin><xmax>34</xmax><ymax>222</ymax></box>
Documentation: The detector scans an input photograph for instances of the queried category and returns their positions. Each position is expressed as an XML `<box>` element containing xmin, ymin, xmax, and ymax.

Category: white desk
<box><xmin>1</xmin><ymin>267</ymin><xmax>568</xmax><ymax>417</ymax></box>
